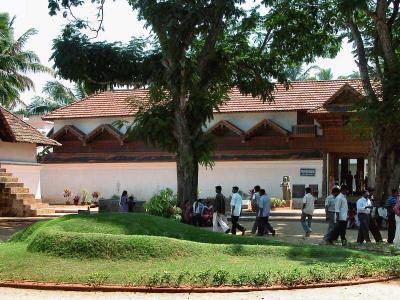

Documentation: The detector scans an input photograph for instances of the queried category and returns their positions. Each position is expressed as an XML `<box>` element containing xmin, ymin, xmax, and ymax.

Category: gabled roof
<box><xmin>245</xmin><ymin>119</ymin><xmax>289</xmax><ymax>138</ymax></box>
<box><xmin>0</xmin><ymin>106</ymin><xmax>60</xmax><ymax>146</ymax></box>
<box><xmin>309</xmin><ymin>84</ymin><xmax>365</xmax><ymax>114</ymax></box>
<box><xmin>206</xmin><ymin>120</ymin><xmax>244</xmax><ymax>136</ymax></box>
<box><xmin>51</xmin><ymin>125</ymin><xmax>86</xmax><ymax>144</ymax></box>
<box><xmin>42</xmin><ymin>80</ymin><xmax>371</xmax><ymax>120</ymax></box>
<box><xmin>86</xmin><ymin>124</ymin><xmax>125</xmax><ymax>145</ymax></box>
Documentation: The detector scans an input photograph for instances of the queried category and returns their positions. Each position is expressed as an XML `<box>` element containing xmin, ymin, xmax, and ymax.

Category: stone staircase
<box><xmin>0</xmin><ymin>165</ymin><xmax>55</xmax><ymax>217</ymax></box>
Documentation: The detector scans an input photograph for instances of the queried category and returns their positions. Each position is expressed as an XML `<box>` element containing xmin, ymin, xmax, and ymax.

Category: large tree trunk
<box><xmin>174</xmin><ymin>104</ymin><xmax>199</xmax><ymax>207</ymax></box>
<box><xmin>372</xmin><ymin>125</ymin><xmax>400</xmax><ymax>205</ymax></box>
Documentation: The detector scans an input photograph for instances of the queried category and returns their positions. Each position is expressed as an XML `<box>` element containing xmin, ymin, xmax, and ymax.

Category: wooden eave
<box><xmin>51</xmin><ymin>125</ymin><xmax>87</xmax><ymax>145</ymax></box>
<box><xmin>206</xmin><ymin>120</ymin><xmax>245</xmax><ymax>137</ymax></box>
<box><xmin>245</xmin><ymin>119</ymin><xmax>289</xmax><ymax>139</ymax></box>
<box><xmin>86</xmin><ymin>124</ymin><xmax>125</xmax><ymax>145</ymax></box>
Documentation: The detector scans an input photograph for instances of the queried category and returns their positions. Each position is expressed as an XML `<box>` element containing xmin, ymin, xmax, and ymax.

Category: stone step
<box><xmin>0</xmin><ymin>182</ymin><xmax>24</xmax><ymax>188</ymax></box>
<box><xmin>0</xmin><ymin>177</ymin><xmax>18</xmax><ymax>183</ymax></box>
<box><xmin>10</xmin><ymin>193</ymin><xmax>35</xmax><ymax>200</ymax></box>
<box><xmin>3</xmin><ymin>187</ymin><xmax>29</xmax><ymax>194</ymax></box>
<box><xmin>0</xmin><ymin>172</ymin><xmax>12</xmax><ymax>176</ymax></box>
<box><xmin>31</xmin><ymin>208</ymin><xmax>56</xmax><ymax>216</ymax></box>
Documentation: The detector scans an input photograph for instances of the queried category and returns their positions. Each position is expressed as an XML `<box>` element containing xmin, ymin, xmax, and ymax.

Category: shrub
<box><xmin>271</xmin><ymin>197</ymin><xmax>287</xmax><ymax>208</ymax></box>
<box><xmin>212</xmin><ymin>269</ymin><xmax>229</xmax><ymax>286</ymax></box>
<box><xmin>86</xmin><ymin>272</ymin><xmax>110</xmax><ymax>286</ymax></box>
<box><xmin>144</xmin><ymin>188</ymin><xmax>182</xmax><ymax>221</ymax></box>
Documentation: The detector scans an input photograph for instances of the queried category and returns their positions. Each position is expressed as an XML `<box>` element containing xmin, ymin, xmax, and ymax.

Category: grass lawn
<box><xmin>0</xmin><ymin>213</ymin><xmax>399</xmax><ymax>287</ymax></box>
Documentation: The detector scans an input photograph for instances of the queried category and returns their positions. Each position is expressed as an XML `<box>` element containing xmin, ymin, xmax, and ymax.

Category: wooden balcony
<box><xmin>292</xmin><ymin>125</ymin><xmax>317</xmax><ymax>137</ymax></box>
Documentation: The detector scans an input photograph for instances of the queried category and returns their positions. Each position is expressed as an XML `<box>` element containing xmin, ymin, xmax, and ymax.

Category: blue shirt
<box><xmin>385</xmin><ymin>196</ymin><xmax>397</xmax><ymax>208</ymax></box>
<box><xmin>258</xmin><ymin>195</ymin><xmax>271</xmax><ymax>217</ymax></box>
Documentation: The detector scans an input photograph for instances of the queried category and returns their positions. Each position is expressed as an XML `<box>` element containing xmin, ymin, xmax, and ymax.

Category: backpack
<box><xmin>394</xmin><ymin>200</ymin><xmax>400</xmax><ymax>217</ymax></box>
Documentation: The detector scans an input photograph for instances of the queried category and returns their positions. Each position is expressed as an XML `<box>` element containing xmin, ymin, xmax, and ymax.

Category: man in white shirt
<box><xmin>251</xmin><ymin>185</ymin><xmax>261</xmax><ymax>234</ymax></box>
<box><xmin>230</xmin><ymin>186</ymin><xmax>246</xmax><ymax>235</ymax></box>
<box><xmin>326</xmin><ymin>185</ymin><xmax>349</xmax><ymax>246</ymax></box>
<box><xmin>356</xmin><ymin>190</ymin><xmax>372</xmax><ymax>244</ymax></box>
<box><xmin>324</xmin><ymin>186</ymin><xmax>340</xmax><ymax>240</ymax></box>
<box><xmin>301</xmin><ymin>187</ymin><xmax>315</xmax><ymax>237</ymax></box>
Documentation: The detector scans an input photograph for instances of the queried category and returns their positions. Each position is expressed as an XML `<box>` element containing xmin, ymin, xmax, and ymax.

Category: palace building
<box><xmin>40</xmin><ymin>79</ymin><xmax>372</xmax><ymax>205</ymax></box>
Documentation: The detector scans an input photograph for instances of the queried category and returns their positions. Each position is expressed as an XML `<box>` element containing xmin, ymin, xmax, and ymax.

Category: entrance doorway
<box><xmin>326</xmin><ymin>154</ymin><xmax>368</xmax><ymax>195</ymax></box>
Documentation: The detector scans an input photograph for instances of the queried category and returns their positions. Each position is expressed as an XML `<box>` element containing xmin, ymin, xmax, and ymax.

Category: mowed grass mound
<box><xmin>3</xmin><ymin>213</ymin><xmax>400</xmax><ymax>287</ymax></box>
<box><xmin>7</xmin><ymin>213</ymin><xmax>388</xmax><ymax>262</ymax></box>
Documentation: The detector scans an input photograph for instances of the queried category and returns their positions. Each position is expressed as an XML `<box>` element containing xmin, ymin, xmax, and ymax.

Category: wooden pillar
<box><xmin>340</xmin><ymin>158</ymin><xmax>349</xmax><ymax>184</ymax></box>
<box><xmin>322</xmin><ymin>152</ymin><xmax>328</xmax><ymax>197</ymax></box>
<box><xmin>367</xmin><ymin>154</ymin><xmax>376</xmax><ymax>189</ymax></box>
<box><xmin>356</xmin><ymin>158</ymin><xmax>364</xmax><ymax>192</ymax></box>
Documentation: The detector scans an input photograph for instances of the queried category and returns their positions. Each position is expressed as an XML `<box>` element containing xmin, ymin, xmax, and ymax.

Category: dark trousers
<box><xmin>357</xmin><ymin>213</ymin><xmax>371</xmax><ymax>243</ymax></box>
<box><xmin>256</xmin><ymin>216</ymin><xmax>274</xmax><ymax>235</ymax></box>
<box><xmin>387</xmin><ymin>211</ymin><xmax>396</xmax><ymax>243</ymax></box>
<box><xmin>251</xmin><ymin>207</ymin><xmax>259</xmax><ymax>234</ymax></box>
<box><xmin>328</xmin><ymin>220</ymin><xmax>347</xmax><ymax>242</ymax></box>
<box><xmin>192</xmin><ymin>214</ymin><xmax>202</xmax><ymax>227</ymax></box>
<box><xmin>369</xmin><ymin>215</ymin><xmax>383</xmax><ymax>243</ymax></box>
<box><xmin>231</xmin><ymin>216</ymin><xmax>245</xmax><ymax>235</ymax></box>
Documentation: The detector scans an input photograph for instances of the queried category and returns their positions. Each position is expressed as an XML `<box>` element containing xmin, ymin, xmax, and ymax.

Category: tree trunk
<box><xmin>372</xmin><ymin>125</ymin><xmax>400</xmax><ymax>205</ymax></box>
<box><xmin>174</xmin><ymin>104</ymin><xmax>198</xmax><ymax>207</ymax></box>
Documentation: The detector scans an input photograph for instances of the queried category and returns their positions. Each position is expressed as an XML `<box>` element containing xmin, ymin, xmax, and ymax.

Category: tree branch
<box><xmin>347</xmin><ymin>16</ymin><xmax>378</xmax><ymax>102</ymax></box>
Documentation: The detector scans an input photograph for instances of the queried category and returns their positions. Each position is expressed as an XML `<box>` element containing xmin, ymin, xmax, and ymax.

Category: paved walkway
<box><xmin>0</xmin><ymin>280</ymin><xmax>399</xmax><ymax>299</ymax></box>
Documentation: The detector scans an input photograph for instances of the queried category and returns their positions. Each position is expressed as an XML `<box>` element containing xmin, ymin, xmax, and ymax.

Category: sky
<box><xmin>1</xmin><ymin>0</ymin><xmax>358</xmax><ymax>105</ymax></box>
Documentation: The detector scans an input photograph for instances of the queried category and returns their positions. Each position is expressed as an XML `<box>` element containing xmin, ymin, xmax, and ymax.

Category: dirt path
<box><xmin>0</xmin><ymin>280</ymin><xmax>399</xmax><ymax>299</ymax></box>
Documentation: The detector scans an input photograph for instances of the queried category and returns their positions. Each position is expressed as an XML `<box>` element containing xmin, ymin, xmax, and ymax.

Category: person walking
<box><xmin>356</xmin><ymin>190</ymin><xmax>372</xmax><ymax>244</ymax></box>
<box><xmin>192</xmin><ymin>199</ymin><xmax>204</xmax><ymax>227</ymax></box>
<box><xmin>212</xmin><ymin>186</ymin><xmax>230</xmax><ymax>234</ymax></box>
<box><xmin>119</xmin><ymin>190</ymin><xmax>129</xmax><ymax>212</ymax></box>
<box><xmin>257</xmin><ymin>189</ymin><xmax>276</xmax><ymax>236</ymax></box>
<box><xmin>326</xmin><ymin>185</ymin><xmax>349</xmax><ymax>246</ymax></box>
<box><xmin>324</xmin><ymin>186</ymin><xmax>340</xmax><ymax>240</ymax></box>
<box><xmin>301</xmin><ymin>187</ymin><xmax>315</xmax><ymax>237</ymax></box>
<box><xmin>385</xmin><ymin>189</ymin><xmax>398</xmax><ymax>244</ymax></box>
<box><xmin>230</xmin><ymin>186</ymin><xmax>246</xmax><ymax>235</ymax></box>
<box><xmin>393</xmin><ymin>197</ymin><xmax>400</xmax><ymax>247</ymax></box>
<box><xmin>251</xmin><ymin>186</ymin><xmax>261</xmax><ymax>234</ymax></box>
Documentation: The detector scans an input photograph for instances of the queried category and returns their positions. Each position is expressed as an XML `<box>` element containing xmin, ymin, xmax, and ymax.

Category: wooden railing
<box><xmin>292</xmin><ymin>125</ymin><xmax>317</xmax><ymax>136</ymax></box>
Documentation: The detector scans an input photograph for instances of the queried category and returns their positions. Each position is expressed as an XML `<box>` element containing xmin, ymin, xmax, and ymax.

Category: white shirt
<box><xmin>325</xmin><ymin>194</ymin><xmax>336</xmax><ymax>212</ymax></box>
<box><xmin>357</xmin><ymin>197</ymin><xmax>371</xmax><ymax>214</ymax></box>
<box><xmin>335</xmin><ymin>193</ymin><xmax>348</xmax><ymax>221</ymax></box>
<box><xmin>230</xmin><ymin>193</ymin><xmax>242</xmax><ymax>217</ymax></box>
<box><xmin>302</xmin><ymin>193</ymin><xmax>315</xmax><ymax>215</ymax></box>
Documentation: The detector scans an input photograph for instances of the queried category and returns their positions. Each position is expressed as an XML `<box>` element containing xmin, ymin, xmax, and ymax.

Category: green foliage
<box><xmin>144</xmin><ymin>188</ymin><xmax>182</xmax><ymax>221</ymax></box>
<box><xmin>0</xmin><ymin>13</ymin><xmax>52</xmax><ymax>108</ymax></box>
<box><xmin>270</xmin><ymin>197</ymin><xmax>287</xmax><ymax>208</ymax></box>
<box><xmin>3</xmin><ymin>212</ymin><xmax>400</xmax><ymax>287</ymax></box>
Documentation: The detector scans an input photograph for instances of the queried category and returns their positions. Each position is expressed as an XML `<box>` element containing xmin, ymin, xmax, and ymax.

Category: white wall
<box><xmin>0</xmin><ymin>141</ymin><xmax>37</xmax><ymax>163</ymax></box>
<box><xmin>53</xmin><ymin>112</ymin><xmax>298</xmax><ymax>136</ymax></box>
<box><xmin>206</xmin><ymin>111</ymin><xmax>297</xmax><ymax>132</ymax></box>
<box><xmin>41</xmin><ymin>160</ymin><xmax>322</xmax><ymax>204</ymax></box>
<box><xmin>53</xmin><ymin>117</ymin><xmax>133</xmax><ymax>134</ymax></box>
<box><xmin>1</xmin><ymin>163</ymin><xmax>42</xmax><ymax>199</ymax></box>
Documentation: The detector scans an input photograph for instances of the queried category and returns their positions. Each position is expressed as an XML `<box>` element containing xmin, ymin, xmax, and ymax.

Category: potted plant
<box><xmin>63</xmin><ymin>189</ymin><xmax>72</xmax><ymax>205</ymax></box>
<box><xmin>91</xmin><ymin>191</ymin><xmax>100</xmax><ymax>207</ymax></box>
<box><xmin>81</xmin><ymin>189</ymin><xmax>89</xmax><ymax>206</ymax></box>
<box><xmin>73</xmin><ymin>195</ymin><xmax>80</xmax><ymax>206</ymax></box>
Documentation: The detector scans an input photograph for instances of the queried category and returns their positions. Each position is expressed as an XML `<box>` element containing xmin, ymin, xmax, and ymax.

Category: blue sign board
<box><xmin>300</xmin><ymin>168</ymin><xmax>316</xmax><ymax>177</ymax></box>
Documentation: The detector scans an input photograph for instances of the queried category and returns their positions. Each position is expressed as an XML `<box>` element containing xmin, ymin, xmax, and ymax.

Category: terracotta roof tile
<box><xmin>42</xmin><ymin>80</ymin><xmax>367</xmax><ymax>120</ymax></box>
<box><xmin>0</xmin><ymin>106</ymin><xmax>60</xmax><ymax>146</ymax></box>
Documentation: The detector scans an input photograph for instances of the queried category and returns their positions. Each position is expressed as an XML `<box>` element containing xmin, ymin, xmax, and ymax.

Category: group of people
<box><xmin>301</xmin><ymin>185</ymin><xmax>400</xmax><ymax>246</ymax></box>
<box><xmin>186</xmin><ymin>185</ymin><xmax>276</xmax><ymax>237</ymax></box>
<box><xmin>119</xmin><ymin>191</ymin><xmax>136</xmax><ymax>212</ymax></box>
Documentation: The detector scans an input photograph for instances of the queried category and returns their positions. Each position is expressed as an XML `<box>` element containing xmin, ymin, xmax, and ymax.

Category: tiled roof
<box><xmin>0</xmin><ymin>106</ymin><xmax>60</xmax><ymax>146</ymax></box>
<box><xmin>43</xmin><ymin>80</ymin><xmax>366</xmax><ymax>120</ymax></box>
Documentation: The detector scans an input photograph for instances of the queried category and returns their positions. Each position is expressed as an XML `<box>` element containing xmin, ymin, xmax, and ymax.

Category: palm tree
<box><xmin>284</xmin><ymin>64</ymin><xmax>319</xmax><ymax>81</ymax></box>
<box><xmin>316</xmin><ymin>67</ymin><xmax>334</xmax><ymax>80</ymax></box>
<box><xmin>0</xmin><ymin>13</ymin><xmax>52</xmax><ymax>109</ymax></box>
<box><xmin>25</xmin><ymin>80</ymin><xmax>88</xmax><ymax>115</ymax></box>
